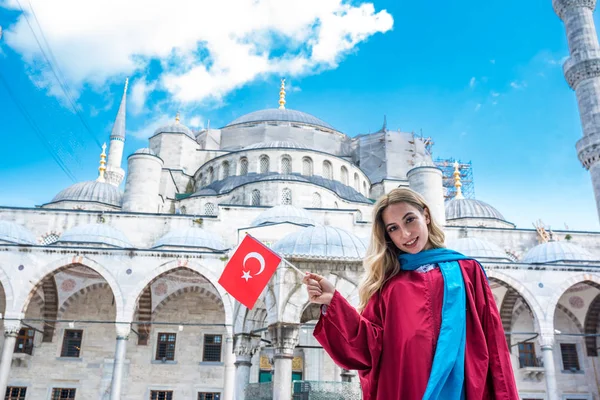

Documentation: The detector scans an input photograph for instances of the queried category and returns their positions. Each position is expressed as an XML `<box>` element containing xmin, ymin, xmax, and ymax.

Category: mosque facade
<box><xmin>2</xmin><ymin>1</ymin><xmax>600</xmax><ymax>399</ymax></box>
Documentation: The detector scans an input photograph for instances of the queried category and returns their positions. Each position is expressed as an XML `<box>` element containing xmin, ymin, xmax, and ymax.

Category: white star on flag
<box><xmin>241</xmin><ymin>270</ymin><xmax>252</xmax><ymax>282</ymax></box>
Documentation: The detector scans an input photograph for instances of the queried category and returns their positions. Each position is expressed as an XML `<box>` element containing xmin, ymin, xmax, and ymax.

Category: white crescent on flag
<box><xmin>243</xmin><ymin>252</ymin><xmax>266</xmax><ymax>276</ymax></box>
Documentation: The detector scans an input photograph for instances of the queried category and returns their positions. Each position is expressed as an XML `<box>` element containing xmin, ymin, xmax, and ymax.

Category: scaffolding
<box><xmin>434</xmin><ymin>158</ymin><xmax>475</xmax><ymax>200</ymax></box>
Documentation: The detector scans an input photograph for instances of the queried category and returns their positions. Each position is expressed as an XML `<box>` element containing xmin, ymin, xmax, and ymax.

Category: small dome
<box><xmin>49</xmin><ymin>181</ymin><xmax>123</xmax><ymax>208</ymax></box>
<box><xmin>133</xmin><ymin>148</ymin><xmax>157</xmax><ymax>156</ymax></box>
<box><xmin>153</xmin><ymin>122</ymin><xmax>194</xmax><ymax>139</ymax></box>
<box><xmin>251</xmin><ymin>205</ymin><xmax>315</xmax><ymax>227</ymax></box>
<box><xmin>522</xmin><ymin>241</ymin><xmax>598</xmax><ymax>264</ymax></box>
<box><xmin>58</xmin><ymin>223</ymin><xmax>132</xmax><ymax>248</ymax></box>
<box><xmin>153</xmin><ymin>227</ymin><xmax>226</xmax><ymax>251</ymax></box>
<box><xmin>0</xmin><ymin>220</ymin><xmax>36</xmax><ymax>245</ymax></box>
<box><xmin>225</xmin><ymin>109</ymin><xmax>336</xmax><ymax>131</ymax></box>
<box><xmin>446</xmin><ymin>237</ymin><xmax>510</xmax><ymax>261</ymax></box>
<box><xmin>243</xmin><ymin>141</ymin><xmax>308</xmax><ymax>150</ymax></box>
<box><xmin>445</xmin><ymin>198</ymin><xmax>506</xmax><ymax>221</ymax></box>
<box><xmin>272</xmin><ymin>225</ymin><xmax>366</xmax><ymax>259</ymax></box>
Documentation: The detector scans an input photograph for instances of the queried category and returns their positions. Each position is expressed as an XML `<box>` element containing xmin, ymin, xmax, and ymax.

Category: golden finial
<box><xmin>278</xmin><ymin>78</ymin><xmax>286</xmax><ymax>110</ymax></box>
<box><xmin>453</xmin><ymin>161</ymin><xmax>464</xmax><ymax>199</ymax></box>
<box><xmin>175</xmin><ymin>111</ymin><xmax>180</xmax><ymax>124</ymax></box>
<box><xmin>97</xmin><ymin>143</ymin><xmax>107</xmax><ymax>182</ymax></box>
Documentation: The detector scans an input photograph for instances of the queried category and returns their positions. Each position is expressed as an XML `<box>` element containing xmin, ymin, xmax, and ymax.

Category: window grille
<box><xmin>14</xmin><ymin>328</ymin><xmax>34</xmax><ymax>355</ymax></box>
<box><xmin>60</xmin><ymin>330</ymin><xmax>82</xmax><ymax>358</ymax></box>
<box><xmin>354</xmin><ymin>173</ymin><xmax>360</xmax><ymax>190</ymax></box>
<box><xmin>221</xmin><ymin>161</ymin><xmax>230</xmax><ymax>179</ymax></box>
<box><xmin>239</xmin><ymin>158</ymin><xmax>248</xmax><ymax>175</ymax></box>
<box><xmin>302</xmin><ymin>157</ymin><xmax>313</xmax><ymax>176</ymax></box>
<box><xmin>356</xmin><ymin>210</ymin><xmax>363</xmax><ymax>222</ymax></box>
<box><xmin>198</xmin><ymin>393</ymin><xmax>220</xmax><ymax>400</ymax></box>
<box><xmin>281</xmin><ymin>188</ymin><xmax>292</xmax><ymax>205</ymax></box>
<box><xmin>51</xmin><ymin>388</ymin><xmax>76</xmax><ymax>399</ymax></box>
<box><xmin>150</xmin><ymin>391</ymin><xmax>173</xmax><ymax>400</ymax></box>
<box><xmin>203</xmin><ymin>334</ymin><xmax>223</xmax><ymax>362</ymax></box>
<box><xmin>259</xmin><ymin>156</ymin><xmax>270</xmax><ymax>173</ymax></box>
<box><xmin>341</xmin><ymin>166</ymin><xmax>348</xmax><ymax>185</ymax></box>
<box><xmin>323</xmin><ymin>161</ymin><xmax>332</xmax><ymax>179</ymax></box>
<box><xmin>208</xmin><ymin>167</ymin><xmax>214</xmax><ymax>183</ymax></box>
<box><xmin>156</xmin><ymin>333</ymin><xmax>177</xmax><ymax>361</ymax></box>
<box><xmin>281</xmin><ymin>156</ymin><xmax>292</xmax><ymax>174</ymax></box>
<box><xmin>5</xmin><ymin>387</ymin><xmax>26</xmax><ymax>400</ymax></box>
<box><xmin>205</xmin><ymin>203</ymin><xmax>216</xmax><ymax>216</ymax></box>
<box><xmin>251</xmin><ymin>190</ymin><xmax>261</xmax><ymax>206</ymax></box>
<box><xmin>560</xmin><ymin>343</ymin><xmax>580</xmax><ymax>371</ymax></box>
<box><xmin>41</xmin><ymin>233</ymin><xmax>60</xmax><ymax>245</ymax></box>
<box><xmin>312</xmin><ymin>193</ymin><xmax>322</xmax><ymax>208</ymax></box>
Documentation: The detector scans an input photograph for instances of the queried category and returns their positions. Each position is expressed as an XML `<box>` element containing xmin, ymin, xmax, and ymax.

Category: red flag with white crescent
<box><xmin>218</xmin><ymin>235</ymin><xmax>281</xmax><ymax>309</ymax></box>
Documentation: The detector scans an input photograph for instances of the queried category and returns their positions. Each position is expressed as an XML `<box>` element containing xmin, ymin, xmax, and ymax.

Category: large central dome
<box><xmin>225</xmin><ymin>108</ymin><xmax>336</xmax><ymax>131</ymax></box>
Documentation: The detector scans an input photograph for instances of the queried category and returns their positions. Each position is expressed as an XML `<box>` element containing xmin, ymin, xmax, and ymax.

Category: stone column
<box><xmin>0</xmin><ymin>319</ymin><xmax>20</xmax><ymax>397</ymax></box>
<box><xmin>110</xmin><ymin>324</ymin><xmax>130</xmax><ymax>400</ymax></box>
<box><xmin>222</xmin><ymin>335</ymin><xmax>235</xmax><ymax>400</ymax></box>
<box><xmin>269</xmin><ymin>324</ymin><xmax>299</xmax><ymax>400</ymax></box>
<box><xmin>234</xmin><ymin>334</ymin><xmax>260</xmax><ymax>400</ymax></box>
<box><xmin>540</xmin><ymin>335</ymin><xmax>559</xmax><ymax>400</ymax></box>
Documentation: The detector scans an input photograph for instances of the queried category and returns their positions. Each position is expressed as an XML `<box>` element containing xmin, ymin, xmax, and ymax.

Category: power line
<box><xmin>16</xmin><ymin>0</ymin><xmax>102</xmax><ymax>148</ymax></box>
<box><xmin>0</xmin><ymin>72</ymin><xmax>77</xmax><ymax>182</ymax></box>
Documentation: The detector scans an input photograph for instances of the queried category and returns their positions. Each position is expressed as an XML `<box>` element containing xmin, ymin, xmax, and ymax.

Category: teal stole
<box><xmin>398</xmin><ymin>248</ymin><xmax>470</xmax><ymax>400</ymax></box>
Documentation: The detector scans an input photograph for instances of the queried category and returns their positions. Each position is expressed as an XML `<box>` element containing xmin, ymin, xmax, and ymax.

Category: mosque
<box><xmin>3</xmin><ymin>1</ymin><xmax>600</xmax><ymax>399</ymax></box>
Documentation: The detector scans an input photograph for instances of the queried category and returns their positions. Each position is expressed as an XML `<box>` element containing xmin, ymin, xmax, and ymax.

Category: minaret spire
<box><xmin>97</xmin><ymin>143</ymin><xmax>107</xmax><ymax>182</ymax></box>
<box><xmin>453</xmin><ymin>161</ymin><xmax>464</xmax><ymax>199</ymax></box>
<box><xmin>278</xmin><ymin>78</ymin><xmax>286</xmax><ymax>110</ymax></box>
<box><xmin>105</xmin><ymin>78</ymin><xmax>128</xmax><ymax>186</ymax></box>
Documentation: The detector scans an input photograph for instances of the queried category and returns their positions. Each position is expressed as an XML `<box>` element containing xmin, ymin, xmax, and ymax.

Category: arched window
<box><xmin>204</xmin><ymin>202</ymin><xmax>216</xmax><ymax>215</ymax></box>
<box><xmin>239</xmin><ymin>158</ymin><xmax>248</xmax><ymax>176</ymax></box>
<box><xmin>221</xmin><ymin>161</ymin><xmax>230</xmax><ymax>180</ymax></box>
<box><xmin>180</xmin><ymin>206</ymin><xmax>187</xmax><ymax>215</ymax></box>
<box><xmin>302</xmin><ymin>157</ymin><xmax>313</xmax><ymax>176</ymax></box>
<box><xmin>323</xmin><ymin>161</ymin><xmax>333</xmax><ymax>180</ymax></box>
<box><xmin>281</xmin><ymin>188</ymin><xmax>292</xmax><ymax>205</ymax></box>
<box><xmin>354</xmin><ymin>173</ymin><xmax>360</xmax><ymax>190</ymax></box>
<box><xmin>281</xmin><ymin>155</ymin><xmax>292</xmax><ymax>174</ymax></box>
<box><xmin>251</xmin><ymin>190</ymin><xmax>261</xmax><ymax>206</ymax></box>
<box><xmin>363</xmin><ymin>181</ymin><xmax>367</xmax><ymax>196</ymax></box>
<box><xmin>260</xmin><ymin>155</ymin><xmax>270</xmax><ymax>174</ymax></box>
<box><xmin>312</xmin><ymin>192</ymin><xmax>322</xmax><ymax>208</ymax></box>
<box><xmin>334</xmin><ymin>201</ymin><xmax>339</xmax><ymax>209</ymax></box>
<box><xmin>356</xmin><ymin>210</ymin><xmax>363</xmax><ymax>222</ymax></box>
<box><xmin>341</xmin><ymin>166</ymin><xmax>349</xmax><ymax>185</ymax></box>
<box><xmin>208</xmin><ymin>167</ymin><xmax>214</xmax><ymax>183</ymax></box>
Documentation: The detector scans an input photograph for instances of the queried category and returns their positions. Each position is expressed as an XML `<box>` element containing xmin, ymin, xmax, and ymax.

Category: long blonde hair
<box><xmin>357</xmin><ymin>188</ymin><xmax>445</xmax><ymax>312</ymax></box>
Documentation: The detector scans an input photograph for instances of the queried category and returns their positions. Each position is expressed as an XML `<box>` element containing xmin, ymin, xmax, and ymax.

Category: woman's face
<box><xmin>381</xmin><ymin>202</ymin><xmax>431</xmax><ymax>254</ymax></box>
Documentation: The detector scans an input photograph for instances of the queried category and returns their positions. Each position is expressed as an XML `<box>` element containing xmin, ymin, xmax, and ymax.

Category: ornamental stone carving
<box><xmin>268</xmin><ymin>323</ymin><xmax>299</xmax><ymax>358</ymax></box>
<box><xmin>233</xmin><ymin>333</ymin><xmax>261</xmax><ymax>358</ymax></box>
<box><xmin>577</xmin><ymin>133</ymin><xmax>600</xmax><ymax>169</ymax></box>
<box><xmin>564</xmin><ymin>57</ymin><xmax>600</xmax><ymax>89</ymax></box>
<box><xmin>553</xmin><ymin>0</ymin><xmax>597</xmax><ymax>20</ymax></box>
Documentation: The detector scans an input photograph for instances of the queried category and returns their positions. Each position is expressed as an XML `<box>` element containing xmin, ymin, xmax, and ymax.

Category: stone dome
<box><xmin>251</xmin><ymin>205</ymin><xmax>315</xmax><ymax>227</ymax></box>
<box><xmin>243</xmin><ymin>141</ymin><xmax>308</xmax><ymax>150</ymax></box>
<box><xmin>225</xmin><ymin>109</ymin><xmax>336</xmax><ymax>131</ymax></box>
<box><xmin>446</xmin><ymin>237</ymin><xmax>510</xmax><ymax>261</ymax></box>
<box><xmin>57</xmin><ymin>223</ymin><xmax>132</xmax><ymax>248</ymax></box>
<box><xmin>49</xmin><ymin>181</ymin><xmax>123</xmax><ymax>208</ymax></box>
<box><xmin>153</xmin><ymin>122</ymin><xmax>194</xmax><ymax>139</ymax></box>
<box><xmin>0</xmin><ymin>220</ymin><xmax>36</xmax><ymax>245</ymax></box>
<box><xmin>522</xmin><ymin>241</ymin><xmax>598</xmax><ymax>264</ymax></box>
<box><xmin>133</xmin><ymin>148</ymin><xmax>157</xmax><ymax>156</ymax></box>
<box><xmin>153</xmin><ymin>227</ymin><xmax>226</xmax><ymax>251</ymax></box>
<box><xmin>445</xmin><ymin>198</ymin><xmax>507</xmax><ymax>221</ymax></box>
<box><xmin>272</xmin><ymin>225</ymin><xmax>366</xmax><ymax>259</ymax></box>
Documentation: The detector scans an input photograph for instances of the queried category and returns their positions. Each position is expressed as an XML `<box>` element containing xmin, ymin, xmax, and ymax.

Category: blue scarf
<box><xmin>398</xmin><ymin>248</ymin><xmax>470</xmax><ymax>400</ymax></box>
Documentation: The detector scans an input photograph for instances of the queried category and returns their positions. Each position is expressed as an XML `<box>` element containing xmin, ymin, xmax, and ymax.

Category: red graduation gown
<box><xmin>313</xmin><ymin>259</ymin><xmax>519</xmax><ymax>400</ymax></box>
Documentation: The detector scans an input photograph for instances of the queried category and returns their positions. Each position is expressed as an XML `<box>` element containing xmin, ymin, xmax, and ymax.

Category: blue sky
<box><xmin>0</xmin><ymin>0</ymin><xmax>597</xmax><ymax>231</ymax></box>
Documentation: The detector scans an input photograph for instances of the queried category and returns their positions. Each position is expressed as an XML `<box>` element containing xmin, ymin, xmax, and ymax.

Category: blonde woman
<box><xmin>303</xmin><ymin>188</ymin><xmax>518</xmax><ymax>400</ymax></box>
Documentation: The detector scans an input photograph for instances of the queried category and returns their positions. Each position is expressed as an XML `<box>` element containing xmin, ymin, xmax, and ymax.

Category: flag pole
<box><xmin>280</xmin><ymin>257</ymin><xmax>305</xmax><ymax>277</ymax></box>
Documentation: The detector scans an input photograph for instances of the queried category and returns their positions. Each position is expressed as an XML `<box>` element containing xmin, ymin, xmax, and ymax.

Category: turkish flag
<box><xmin>218</xmin><ymin>235</ymin><xmax>282</xmax><ymax>309</ymax></box>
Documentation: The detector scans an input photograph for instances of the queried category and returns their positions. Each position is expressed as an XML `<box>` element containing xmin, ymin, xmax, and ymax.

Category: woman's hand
<box><xmin>302</xmin><ymin>272</ymin><xmax>335</xmax><ymax>305</ymax></box>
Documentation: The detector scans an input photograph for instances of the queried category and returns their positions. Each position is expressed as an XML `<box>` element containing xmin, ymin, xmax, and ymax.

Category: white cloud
<box><xmin>128</xmin><ymin>113</ymin><xmax>173</xmax><ymax>140</ymax></box>
<box><xmin>130</xmin><ymin>78</ymin><xmax>156</xmax><ymax>115</ymax></box>
<box><xmin>510</xmin><ymin>81</ymin><xmax>527</xmax><ymax>89</ymax></box>
<box><xmin>188</xmin><ymin>115</ymin><xmax>204</xmax><ymax>129</ymax></box>
<box><xmin>469</xmin><ymin>77</ymin><xmax>476</xmax><ymax>88</ymax></box>
<box><xmin>491</xmin><ymin>91</ymin><xmax>500</xmax><ymax>97</ymax></box>
<box><xmin>490</xmin><ymin>59</ymin><xmax>496</xmax><ymax>64</ymax></box>
<box><xmin>4</xmin><ymin>0</ymin><xmax>393</xmax><ymax>104</ymax></box>
<box><xmin>474</xmin><ymin>103</ymin><xmax>481</xmax><ymax>111</ymax></box>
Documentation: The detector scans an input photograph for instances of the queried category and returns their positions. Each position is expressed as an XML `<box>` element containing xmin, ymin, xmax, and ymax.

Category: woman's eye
<box><xmin>387</xmin><ymin>226</ymin><xmax>397</xmax><ymax>233</ymax></box>
<box><xmin>406</xmin><ymin>217</ymin><xmax>415</xmax><ymax>223</ymax></box>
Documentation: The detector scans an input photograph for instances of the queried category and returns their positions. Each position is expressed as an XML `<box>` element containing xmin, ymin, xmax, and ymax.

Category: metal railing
<box><xmin>519</xmin><ymin>355</ymin><xmax>544</xmax><ymax>368</ymax></box>
<box><xmin>292</xmin><ymin>381</ymin><xmax>362</xmax><ymax>400</ymax></box>
<box><xmin>245</xmin><ymin>382</ymin><xmax>273</xmax><ymax>400</ymax></box>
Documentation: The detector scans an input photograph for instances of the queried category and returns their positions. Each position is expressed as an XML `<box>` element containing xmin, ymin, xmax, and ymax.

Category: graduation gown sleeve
<box><xmin>461</xmin><ymin>259</ymin><xmax>520</xmax><ymax>399</ymax></box>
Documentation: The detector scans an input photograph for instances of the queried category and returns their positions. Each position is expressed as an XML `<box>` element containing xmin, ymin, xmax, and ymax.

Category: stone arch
<box><xmin>41</xmin><ymin>276</ymin><xmax>58</xmax><ymax>342</ymax></box>
<box><xmin>0</xmin><ymin>264</ymin><xmax>15</xmax><ymax>313</ymax></box>
<box><xmin>16</xmin><ymin>256</ymin><xmax>124</xmax><ymax>322</ymax></box>
<box><xmin>485</xmin><ymin>269</ymin><xmax>543</xmax><ymax>334</ymax></box>
<box><xmin>556</xmin><ymin>303</ymin><xmax>584</xmax><ymax>333</ymax></box>
<box><xmin>123</xmin><ymin>260</ymin><xmax>233</xmax><ymax>330</ymax></box>
<box><xmin>57</xmin><ymin>282</ymin><xmax>110</xmax><ymax>318</ymax></box>
<box><xmin>583</xmin><ymin>288</ymin><xmax>600</xmax><ymax>356</ymax></box>
<box><xmin>546</xmin><ymin>273</ymin><xmax>600</xmax><ymax>320</ymax></box>
<box><xmin>498</xmin><ymin>286</ymin><xmax>520</xmax><ymax>350</ymax></box>
<box><xmin>136</xmin><ymin>287</ymin><xmax>152</xmax><ymax>345</ymax></box>
<box><xmin>300</xmin><ymin>303</ymin><xmax>321</xmax><ymax>323</ymax></box>
<box><xmin>153</xmin><ymin>286</ymin><xmax>224</xmax><ymax>315</ymax></box>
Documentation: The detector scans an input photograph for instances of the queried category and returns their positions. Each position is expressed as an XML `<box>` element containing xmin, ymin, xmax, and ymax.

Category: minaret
<box><xmin>278</xmin><ymin>78</ymin><xmax>286</xmax><ymax>109</ymax></box>
<box><xmin>554</xmin><ymin>0</ymin><xmax>600</xmax><ymax>222</ymax></box>
<box><xmin>105</xmin><ymin>78</ymin><xmax>128</xmax><ymax>187</ymax></box>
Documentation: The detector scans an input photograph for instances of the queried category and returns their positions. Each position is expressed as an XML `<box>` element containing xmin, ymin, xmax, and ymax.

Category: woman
<box><xmin>303</xmin><ymin>188</ymin><xmax>519</xmax><ymax>399</ymax></box>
